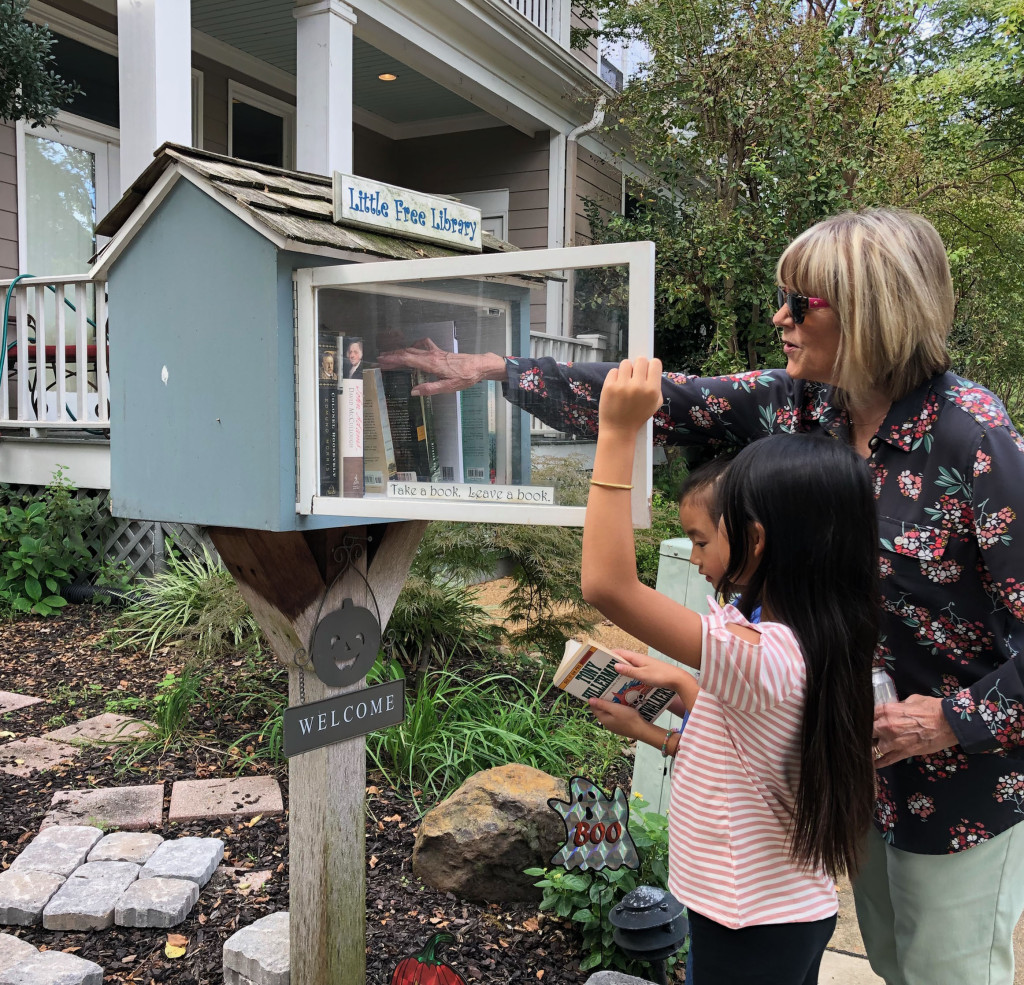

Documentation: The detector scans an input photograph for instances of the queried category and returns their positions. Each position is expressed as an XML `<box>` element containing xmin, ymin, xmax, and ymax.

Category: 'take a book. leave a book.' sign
<box><xmin>333</xmin><ymin>173</ymin><xmax>483</xmax><ymax>252</ymax></box>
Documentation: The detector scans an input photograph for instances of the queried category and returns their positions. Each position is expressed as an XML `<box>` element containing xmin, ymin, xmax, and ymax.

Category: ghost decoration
<box><xmin>548</xmin><ymin>776</ymin><xmax>639</xmax><ymax>872</ymax></box>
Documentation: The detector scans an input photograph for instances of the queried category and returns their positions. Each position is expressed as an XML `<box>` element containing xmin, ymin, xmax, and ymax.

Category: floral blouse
<box><xmin>505</xmin><ymin>358</ymin><xmax>1024</xmax><ymax>855</ymax></box>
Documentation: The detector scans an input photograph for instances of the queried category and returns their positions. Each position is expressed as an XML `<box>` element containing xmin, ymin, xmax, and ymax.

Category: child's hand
<box><xmin>599</xmin><ymin>358</ymin><xmax>664</xmax><ymax>432</ymax></box>
<box><xmin>588</xmin><ymin>697</ymin><xmax>646</xmax><ymax>740</ymax></box>
<box><xmin>612</xmin><ymin>649</ymin><xmax>688</xmax><ymax>691</ymax></box>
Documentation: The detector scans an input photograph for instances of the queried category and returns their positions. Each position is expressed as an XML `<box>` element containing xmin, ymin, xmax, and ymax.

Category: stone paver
<box><xmin>819</xmin><ymin>950</ymin><xmax>883</xmax><ymax>984</ymax></box>
<box><xmin>0</xmin><ymin>871</ymin><xmax>65</xmax><ymax>926</ymax></box>
<box><xmin>140</xmin><ymin>837</ymin><xmax>224</xmax><ymax>887</ymax></box>
<box><xmin>42</xmin><ymin>861</ymin><xmax>139</xmax><ymax>931</ymax></box>
<box><xmin>168</xmin><ymin>777</ymin><xmax>283</xmax><ymax>823</ymax></box>
<box><xmin>41</xmin><ymin>714</ymin><xmax>152</xmax><ymax>747</ymax></box>
<box><xmin>0</xmin><ymin>693</ymin><xmax>42</xmax><ymax>715</ymax></box>
<box><xmin>115</xmin><ymin>877</ymin><xmax>199</xmax><ymax>929</ymax></box>
<box><xmin>0</xmin><ymin>934</ymin><xmax>36</xmax><ymax>974</ymax></box>
<box><xmin>223</xmin><ymin>911</ymin><xmax>289</xmax><ymax>985</ymax></box>
<box><xmin>88</xmin><ymin>832</ymin><xmax>164</xmax><ymax>864</ymax></box>
<box><xmin>9</xmin><ymin>826</ymin><xmax>102</xmax><ymax>878</ymax></box>
<box><xmin>41</xmin><ymin>784</ymin><xmax>164</xmax><ymax>831</ymax></box>
<box><xmin>0</xmin><ymin>738</ymin><xmax>80</xmax><ymax>778</ymax></box>
<box><xmin>0</xmin><ymin>949</ymin><xmax>103</xmax><ymax>985</ymax></box>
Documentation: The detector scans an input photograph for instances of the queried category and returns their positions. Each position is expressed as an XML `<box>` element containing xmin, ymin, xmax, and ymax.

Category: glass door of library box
<box><xmin>294</xmin><ymin>241</ymin><xmax>654</xmax><ymax>527</ymax></box>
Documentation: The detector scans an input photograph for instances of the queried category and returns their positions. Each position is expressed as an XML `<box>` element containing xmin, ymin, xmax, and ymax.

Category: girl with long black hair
<box><xmin>581</xmin><ymin>356</ymin><xmax>878</xmax><ymax>985</ymax></box>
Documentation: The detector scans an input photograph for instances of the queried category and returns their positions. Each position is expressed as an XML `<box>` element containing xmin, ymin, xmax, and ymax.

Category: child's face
<box><xmin>679</xmin><ymin>496</ymin><xmax>728</xmax><ymax>587</ymax></box>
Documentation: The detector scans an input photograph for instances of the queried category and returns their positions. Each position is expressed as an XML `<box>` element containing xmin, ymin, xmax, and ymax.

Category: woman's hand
<box><xmin>598</xmin><ymin>358</ymin><xmax>664</xmax><ymax>433</ymax></box>
<box><xmin>872</xmin><ymin>694</ymin><xmax>958</xmax><ymax>768</ymax></box>
<box><xmin>588</xmin><ymin>697</ymin><xmax>646</xmax><ymax>741</ymax></box>
<box><xmin>375</xmin><ymin>339</ymin><xmax>507</xmax><ymax>396</ymax></box>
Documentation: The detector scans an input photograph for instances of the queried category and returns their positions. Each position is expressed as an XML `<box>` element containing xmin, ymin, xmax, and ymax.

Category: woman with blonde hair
<box><xmin>379</xmin><ymin>208</ymin><xmax>1024</xmax><ymax>983</ymax></box>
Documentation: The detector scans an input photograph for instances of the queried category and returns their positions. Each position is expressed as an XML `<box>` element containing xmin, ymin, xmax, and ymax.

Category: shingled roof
<box><xmin>94</xmin><ymin>142</ymin><xmax>517</xmax><ymax>267</ymax></box>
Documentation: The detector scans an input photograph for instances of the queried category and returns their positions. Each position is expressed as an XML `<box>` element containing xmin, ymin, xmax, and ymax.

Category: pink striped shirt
<box><xmin>668</xmin><ymin>601</ymin><xmax>837</xmax><ymax>929</ymax></box>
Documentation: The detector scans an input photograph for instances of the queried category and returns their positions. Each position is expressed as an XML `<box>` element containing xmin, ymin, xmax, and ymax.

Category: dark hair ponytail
<box><xmin>718</xmin><ymin>434</ymin><xmax>878</xmax><ymax>879</ymax></box>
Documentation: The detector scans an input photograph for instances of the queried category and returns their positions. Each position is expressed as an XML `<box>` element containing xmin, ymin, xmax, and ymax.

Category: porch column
<box><xmin>294</xmin><ymin>0</ymin><xmax>356</xmax><ymax>177</ymax></box>
<box><xmin>116</xmin><ymin>0</ymin><xmax>192</xmax><ymax>192</ymax></box>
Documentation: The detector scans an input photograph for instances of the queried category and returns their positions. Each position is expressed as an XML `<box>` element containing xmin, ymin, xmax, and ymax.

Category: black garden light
<box><xmin>609</xmin><ymin>885</ymin><xmax>688</xmax><ymax>985</ymax></box>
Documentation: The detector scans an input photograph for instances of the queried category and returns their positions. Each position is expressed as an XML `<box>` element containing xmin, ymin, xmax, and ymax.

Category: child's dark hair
<box><xmin>676</xmin><ymin>454</ymin><xmax>735</xmax><ymax>524</ymax></box>
<box><xmin>719</xmin><ymin>434</ymin><xmax>878</xmax><ymax>880</ymax></box>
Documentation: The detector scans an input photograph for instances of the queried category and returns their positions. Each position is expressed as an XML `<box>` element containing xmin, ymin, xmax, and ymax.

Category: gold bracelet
<box><xmin>589</xmin><ymin>480</ymin><xmax>633</xmax><ymax>490</ymax></box>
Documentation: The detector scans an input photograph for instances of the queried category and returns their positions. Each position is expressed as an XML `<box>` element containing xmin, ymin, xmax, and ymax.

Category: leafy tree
<box><xmin>574</xmin><ymin>0</ymin><xmax>1024</xmax><ymax>417</ymax></box>
<box><xmin>1</xmin><ymin>0</ymin><xmax>80</xmax><ymax>126</ymax></box>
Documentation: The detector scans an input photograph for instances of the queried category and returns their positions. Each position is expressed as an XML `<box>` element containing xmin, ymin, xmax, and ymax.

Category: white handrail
<box><xmin>1</xmin><ymin>276</ymin><xmax>110</xmax><ymax>429</ymax></box>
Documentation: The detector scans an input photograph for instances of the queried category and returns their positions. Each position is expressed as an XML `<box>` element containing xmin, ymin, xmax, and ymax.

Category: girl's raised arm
<box><xmin>581</xmin><ymin>358</ymin><xmax>705</xmax><ymax>669</ymax></box>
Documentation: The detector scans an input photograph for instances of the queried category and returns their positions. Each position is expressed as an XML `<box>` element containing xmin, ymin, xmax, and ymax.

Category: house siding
<box><xmin>0</xmin><ymin>122</ymin><xmax>17</xmax><ymax>277</ymax></box>
<box><xmin>375</xmin><ymin>126</ymin><xmax>551</xmax><ymax>253</ymax></box>
<box><xmin>573</xmin><ymin>144</ymin><xmax>620</xmax><ymax>245</ymax></box>
<box><xmin>570</xmin><ymin>9</ymin><xmax>599</xmax><ymax>74</ymax></box>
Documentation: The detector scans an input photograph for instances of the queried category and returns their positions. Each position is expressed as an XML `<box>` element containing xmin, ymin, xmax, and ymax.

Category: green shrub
<box><xmin>152</xmin><ymin>665</ymin><xmax>205</xmax><ymax>740</ymax></box>
<box><xmin>366</xmin><ymin>657</ymin><xmax>624</xmax><ymax>807</ymax></box>
<box><xmin>109</xmin><ymin>545</ymin><xmax>264</xmax><ymax>662</ymax></box>
<box><xmin>0</xmin><ymin>467</ymin><xmax>111</xmax><ymax>616</ymax></box>
<box><xmin>387</xmin><ymin>574</ymin><xmax>498</xmax><ymax>674</ymax></box>
<box><xmin>525</xmin><ymin>795</ymin><xmax>685</xmax><ymax>976</ymax></box>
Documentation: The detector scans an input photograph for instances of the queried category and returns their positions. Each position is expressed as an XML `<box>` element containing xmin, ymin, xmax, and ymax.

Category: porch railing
<box><xmin>504</xmin><ymin>0</ymin><xmax>569</xmax><ymax>44</ymax></box>
<box><xmin>1</xmin><ymin>274</ymin><xmax>110</xmax><ymax>429</ymax></box>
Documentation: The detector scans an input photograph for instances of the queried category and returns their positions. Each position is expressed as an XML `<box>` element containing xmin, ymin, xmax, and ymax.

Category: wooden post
<box><xmin>210</xmin><ymin>521</ymin><xmax>427</xmax><ymax>985</ymax></box>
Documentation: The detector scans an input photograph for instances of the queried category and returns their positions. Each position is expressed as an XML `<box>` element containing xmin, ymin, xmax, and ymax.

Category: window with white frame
<box><xmin>228</xmin><ymin>81</ymin><xmax>295</xmax><ymax>169</ymax></box>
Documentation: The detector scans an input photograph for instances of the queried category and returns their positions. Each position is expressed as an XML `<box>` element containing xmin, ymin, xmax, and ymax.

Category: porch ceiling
<box><xmin>192</xmin><ymin>0</ymin><xmax>483</xmax><ymax>126</ymax></box>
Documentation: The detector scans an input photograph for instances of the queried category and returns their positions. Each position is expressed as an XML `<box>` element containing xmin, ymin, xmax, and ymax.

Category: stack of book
<box><xmin>317</xmin><ymin>325</ymin><xmax>498</xmax><ymax>498</ymax></box>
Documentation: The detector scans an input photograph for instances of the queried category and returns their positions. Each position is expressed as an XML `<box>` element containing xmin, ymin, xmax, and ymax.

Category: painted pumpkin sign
<box><xmin>390</xmin><ymin>932</ymin><xmax>467</xmax><ymax>985</ymax></box>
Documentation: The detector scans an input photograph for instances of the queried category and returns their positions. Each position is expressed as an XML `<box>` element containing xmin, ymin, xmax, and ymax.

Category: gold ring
<box><xmin>873</xmin><ymin>742</ymin><xmax>883</xmax><ymax>761</ymax></box>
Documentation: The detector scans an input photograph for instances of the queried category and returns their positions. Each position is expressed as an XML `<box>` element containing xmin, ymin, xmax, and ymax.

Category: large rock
<box><xmin>412</xmin><ymin>764</ymin><xmax>567</xmax><ymax>902</ymax></box>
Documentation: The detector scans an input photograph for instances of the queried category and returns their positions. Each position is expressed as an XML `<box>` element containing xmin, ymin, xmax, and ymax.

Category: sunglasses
<box><xmin>777</xmin><ymin>287</ymin><xmax>830</xmax><ymax>324</ymax></box>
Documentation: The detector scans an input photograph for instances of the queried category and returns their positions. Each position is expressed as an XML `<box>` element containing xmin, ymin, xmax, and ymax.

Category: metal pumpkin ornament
<box><xmin>311</xmin><ymin>597</ymin><xmax>381</xmax><ymax>687</ymax></box>
<box><xmin>390</xmin><ymin>932</ymin><xmax>467</xmax><ymax>985</ymax></box>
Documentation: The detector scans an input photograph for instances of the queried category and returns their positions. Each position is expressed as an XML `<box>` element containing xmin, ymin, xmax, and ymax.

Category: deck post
<box><xmin>209</xmin><ymin>520</ymin><xmax>426</xmax><ymax>985</ymax></box>
<box><xmin>294</xmin><ymin>0</ymin><xmax>356</xmax><ymax>176</ymax></box>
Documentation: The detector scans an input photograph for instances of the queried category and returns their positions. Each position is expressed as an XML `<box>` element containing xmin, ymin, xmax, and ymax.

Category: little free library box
<box><xmin>92</xmin><ymin>144</ymin><xmax>655</xmax><ymax>532</ymax></box>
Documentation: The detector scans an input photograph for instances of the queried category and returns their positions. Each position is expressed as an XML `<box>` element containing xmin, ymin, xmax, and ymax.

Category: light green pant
<box><xmin>852</xmin><ymin>824</ymin><xmax>1024</xmax><ymax>985</ymax></box>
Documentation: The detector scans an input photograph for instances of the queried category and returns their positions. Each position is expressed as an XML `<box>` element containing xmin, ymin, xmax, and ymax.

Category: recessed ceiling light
<box><xmin>378</xmin><ymin>72</ymin><xmax>398</xmax><ymax>81</ymax></box>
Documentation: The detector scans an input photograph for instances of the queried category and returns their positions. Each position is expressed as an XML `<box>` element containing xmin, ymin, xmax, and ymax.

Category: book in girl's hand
<box><xmin>554</xmin><ymin>639</ymin><xmax>676</xmax><ymax>723</ymax></box>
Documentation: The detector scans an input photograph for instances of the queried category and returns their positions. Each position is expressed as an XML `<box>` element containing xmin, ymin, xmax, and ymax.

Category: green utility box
<box><xmin>630</xmin><ymin>538</ymin><xmax>711</xmax><ymax>813</ymax></box>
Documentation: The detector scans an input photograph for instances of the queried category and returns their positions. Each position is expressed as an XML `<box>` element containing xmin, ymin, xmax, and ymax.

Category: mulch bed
<box><xmin>0</xmin><ymin>605</ymin><xmax>645</xmax><ymax>985</ymax></box>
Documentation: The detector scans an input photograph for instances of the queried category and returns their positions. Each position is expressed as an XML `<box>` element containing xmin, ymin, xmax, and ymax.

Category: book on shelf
<box><xmin>554</xmin><ymin>639</ymin><xmax>676</xmax><ymax>723</ymax></box>
<box><xmin>317</xmin><ymin>332</ymin><xmax>340</xmax><ymax>496</ymax></box>
<box><xmin>339</xmin><ymin>376</ymin><xmax>364</xmax><ymax>497</ymax></box>
<box><xmin>362</xmin><ymin>367</ymin><xmax>397</xmax><ymax>494</ymax></box>
<box><xmin>381</xmin><ymin>368</ymin><xmax>437</xmax><ymax>482</ymax></box>
<box><xmin>460</xmin><ymin>380</ymin><xmax>493</xmax><ymax>483</ymax></box>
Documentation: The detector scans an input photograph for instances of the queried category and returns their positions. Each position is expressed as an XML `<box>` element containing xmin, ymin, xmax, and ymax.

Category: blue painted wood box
<box><xmin>92</xmin><ymin>145</ymin><xmax>653</xmax><ymax>531</ymax></box>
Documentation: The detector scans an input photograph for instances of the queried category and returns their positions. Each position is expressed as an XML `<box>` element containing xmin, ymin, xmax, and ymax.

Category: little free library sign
<box><xmin>333</xmin><ymin>173</ymin><xmax>483</xmax><ymax>252</ymax></box>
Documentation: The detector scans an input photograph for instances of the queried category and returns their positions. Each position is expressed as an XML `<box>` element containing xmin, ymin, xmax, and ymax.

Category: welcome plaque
<box><xmin>283</xmin><ymin>679</ymin><xmax>405</xmax><ymax>757</ymax></box>
<box><xmin>332</xmin><ymin>173</ymin><xmax>483</xmax><ymax>252</ymax></box>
